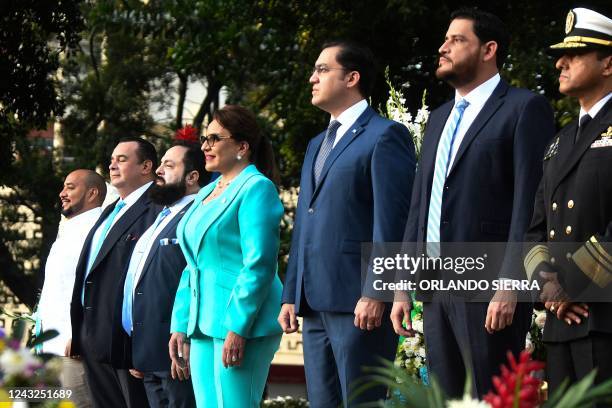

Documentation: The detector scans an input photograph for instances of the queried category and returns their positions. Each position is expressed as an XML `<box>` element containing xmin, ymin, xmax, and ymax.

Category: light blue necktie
<box><xmin>313</xmin><ymin>120</ymin><xmax>342</xmax><ymax>185</ymax></box>
<box><xmin>426</xmin><ymin>99</ymin><xmax>469</xmax><ymax>257</ymax></box>
<box><xmin>82</xmin><ymin>200</ymin><xmax>126</xmax><ymax>304</ymax></box>
<box><xmin>122</xmin><ymin>207</ymin><xmax>171</xmax><ymax>335</ymax></box>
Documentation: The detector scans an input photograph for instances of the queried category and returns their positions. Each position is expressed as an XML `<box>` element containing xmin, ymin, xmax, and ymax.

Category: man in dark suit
<box><xmin>524</xmin><ymin>7</ymin><xmax>612</xmax><ymax>395</ymax></box>
<box><xmin>71</xmin><ymin>137</ymin><xmax>160</xmax><ymax>408</ymax></box>
<box><xmin>390</xmin><ymin>8</ymin><xmax>555</xmax><ymax>398</ymax></box>
<box><xmin>278</xmin><ymin>41</ymin><xmax>416</xmax><ymax>407</ymax></box>
<box><xmin>125</xmin><ymin>142</ymin><xmax>208</xmax><ymax>408</ymax></box>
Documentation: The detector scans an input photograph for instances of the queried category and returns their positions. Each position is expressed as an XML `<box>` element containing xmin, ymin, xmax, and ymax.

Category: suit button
<box><xmin>549</xmin><ymin>229</ymin><xmax>555</xmax><ymax>239</ymax></box>
<box><xmin>567</xmin><ymin>200</ymin><xmax>574</xmax><ymax>209</ymax></box>
<box><xmin>552</xmin><ymin>202</ymin><xmax>558</xmax><ymax>211</ymax></box>
<box><xmin>566</xmin><ymin>252</ymin><xmax>572</xmax><ymax>260</ymax></box>
<box><xmin>308</xmin><ymin>208</ymin><xmax>314</xmax><ymax>214</ymax></box>
<box><xmin>565</xmin><ymin>226</ymin><xmax>572</xmax><ymax>235</ymax></box>
<box><xmin>550</xmin><ymin>257</ymin><xmax>556</xmax><ymax>264</ymax></box>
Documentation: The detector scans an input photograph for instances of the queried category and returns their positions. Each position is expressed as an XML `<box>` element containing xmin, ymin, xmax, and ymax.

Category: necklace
<box><xmin>202</xmin><ymin>175</ymin><xmax>236</xmax><ymax>204</ymax></box>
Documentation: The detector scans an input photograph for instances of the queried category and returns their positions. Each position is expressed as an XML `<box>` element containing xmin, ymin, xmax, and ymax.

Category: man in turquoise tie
<box><xmin>391</xmin><ymin>8</ymin><xmax>555</xmax><ymax>398</ymax></box>
<box><xmin>70</xmin><ymin>137</ymin><xmax>160</xmax><ymax>408</ymax></box>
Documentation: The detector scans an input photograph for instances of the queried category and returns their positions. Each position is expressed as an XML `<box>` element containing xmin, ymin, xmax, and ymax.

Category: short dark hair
<box><xmin>173</xmin><ymin>141</ymin><xmax>209</xmax><ymax>187</ymax></box>
<box><xmin>83</xmin><ymin>170</ymin><xmax>107</xmax><ymax>206</ymax></box>
<box><xmin>321</xmin><ymin>40</ymin><xmax>376</xmax><ymax>97</ymax></box>
<box><xmin>118</xmin><ymin>137</ymin><xmax>158</xmax><ymax>170</ymax></box>
<box><xmin>212</xmin><ymin>105</ymin><xmax>280</xmax><ymax>186</ymax></box>
<box><xmin>450</xmin><ymin>7</ymin><xmax>510</xmax><ymax>69</ymax></box>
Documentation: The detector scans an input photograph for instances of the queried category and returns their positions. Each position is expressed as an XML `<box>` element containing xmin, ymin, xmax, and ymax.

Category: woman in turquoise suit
<box><xmin>169</xmin><ymin>105</ymin><xmax>284</xmax><ymax>407</ymax></box>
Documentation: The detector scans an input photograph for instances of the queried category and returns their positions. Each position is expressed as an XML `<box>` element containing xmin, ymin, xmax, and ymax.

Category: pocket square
<box><xmin>590</xmin><ymin>138</ymin><xmax>612</xmax><ymax>149</ymax></box>
<box><xmin>160</xmin><ymin>238</ymin><xmax>179</xmax><ymax>246</ymax></box>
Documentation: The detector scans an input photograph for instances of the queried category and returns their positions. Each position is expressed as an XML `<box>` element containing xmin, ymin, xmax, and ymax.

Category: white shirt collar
<box><xmin>455</xmin><ymin>73</ymin><xmax>501</xmax><ymax>109</ymax></box>
<box><xmin>64</xmin><ymin>206</ymin><xmax>102</xmax><ymax>227</ymax></box>
<box><xmin>167</xmin><ymin>194</ymin><xmax>196</xmax><ymax>214</ymax></box>
<box><xmin>121</xmin><ymin>181</ymin><xmax>153</xmax><ymax>207</ymax></box>
<box><xmin>329</xmin><ymin>99</ymin><xmax>369</xmax><ymax>146</ymax></box>
<box><xmin>580</xmin><ymin>92</ymin><xmax>612</xmax><ymax>120</ymax></box>
<box><xmin>331</xmin><ymin>99</ymin><xmax>368</xmax><ymax>126</ymax></box>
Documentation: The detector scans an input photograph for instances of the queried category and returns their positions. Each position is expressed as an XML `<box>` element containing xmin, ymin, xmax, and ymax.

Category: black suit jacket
<box><xmin>70</xmin><ymin>184</ymin><xmax>160</xmax><ymax>367</ymax></box>
<box><xmin>131</xmin><ymin>202</ymin><xmax>191</xmax><ymax>372</ymax></box>
<box><xmin>404</xmin><ymin>80</ymin><xmax>554</xmax><ymax>291</ymax></box>
<box><xmin>525</xmin><ymin>98</ymin><xmax>612</xmax><ymax>342</ymax></box>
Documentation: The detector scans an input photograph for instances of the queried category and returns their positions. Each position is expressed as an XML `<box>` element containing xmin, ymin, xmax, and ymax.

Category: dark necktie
<box><xmin>313</xmin><ymin>120</ymin><xmax>342</xmax><ymax>185</ymax></box>
<box><xmin>575</xmin><ymin>114</ymin><xmax>592</xmax><ymax>144</ymax></box>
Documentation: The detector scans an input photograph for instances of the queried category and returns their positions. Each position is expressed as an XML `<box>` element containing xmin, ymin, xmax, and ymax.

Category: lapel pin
<box><xmin>352</xmin><ymin>129</ymin><xmax>357</xmax><ymax>133</ymax></box>
<box><xmin>221</xmin><ymin>198</ymin><xmax>227</xmax><ymax>204</ymax></box>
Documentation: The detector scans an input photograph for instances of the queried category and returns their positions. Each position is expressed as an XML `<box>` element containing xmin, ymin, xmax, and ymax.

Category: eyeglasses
<box><xmin>311</xmin><ymin>65</ymin><xmax>347</xmax><ymax>76</ymax></box>
<box><xmin>200</xmin><ymin>133</ymin><xmax>231</xmax><ymax>147</ymax></box>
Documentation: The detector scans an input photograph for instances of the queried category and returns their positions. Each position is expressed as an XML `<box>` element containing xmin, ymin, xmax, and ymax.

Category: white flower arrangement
<box><xmin>383</xmin><ymin>67</ymin><xmax>429</xmax><ymax>158</ymax></box>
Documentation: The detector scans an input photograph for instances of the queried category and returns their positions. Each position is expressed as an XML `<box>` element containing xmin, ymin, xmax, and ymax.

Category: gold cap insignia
<box><xmin>565</xmin><ymin>10</ymin><xmax>576</xmax><ymax>34</ymax></box>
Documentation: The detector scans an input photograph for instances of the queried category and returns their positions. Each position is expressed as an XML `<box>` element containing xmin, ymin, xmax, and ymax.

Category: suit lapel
<box><xmin>309</xmin><ymin>107</ymin><xmax>374</xmax><ymax>205</ymax></box>
<box><xmin>136</xmin><ymin>202</ymin><xmax>192</xmax><ymax>287</ymax></box>
<box><xmin>90</xmin><ymin>185</ymin><xmax>154</xmax><ymax>273</ymax></box>
<box><xmin>194</xmin><ymin>165</ymin><xmax>259</xmax><ymax>254</ymax></box>
<box><xmin>303</xmin><ymin>132</ymin><xmax>324</xmax><ymax>203</ymax></box>
<box><xmin>552</xmin><ymin>99</ymin><xmax>612</xmax><ymax>191</ymax></box>
<box><xmin>76</xmin><ymin>203</ymin><xmax>115</xmax><ymax>277</ymax></box>
<box><xmin>447</xmin><ymin>80</ymin><xmax>508</xmax><ymax>177</ymax></box>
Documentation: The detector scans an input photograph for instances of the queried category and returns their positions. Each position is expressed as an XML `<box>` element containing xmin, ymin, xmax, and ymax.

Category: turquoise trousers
<box><xmin>190</xmin><ymin>334</ymin><xmax>281</xmax><ymax>407</ymax></box>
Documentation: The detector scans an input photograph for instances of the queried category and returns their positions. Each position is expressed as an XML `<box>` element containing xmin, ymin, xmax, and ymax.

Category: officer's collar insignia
<box><xmin>565</xmin><ymin>10</ymin><xmax>576</xmax><ymax>34</ymax></box>
<box><xmin>544</xmin><ymin>136</ymin><xmax>559</xmax><ymax>160</ymax></box>
<box><xmin>600</xmin><ymin>126</ymin><xmax>612</xmax><ymax>138</ymax></box>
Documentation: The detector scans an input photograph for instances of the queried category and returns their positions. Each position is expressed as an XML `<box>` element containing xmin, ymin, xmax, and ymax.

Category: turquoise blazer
<box><xmin>170</xmin><ymin>165</ymin><xmax>284</xmax><ymax>339</ymax></box>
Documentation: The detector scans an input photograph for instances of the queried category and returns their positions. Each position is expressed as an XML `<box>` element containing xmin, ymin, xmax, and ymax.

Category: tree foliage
<box><xmin>1</xmin><ymin>0</ymin><xmax>610</xmax><ymax>307</ymax></box>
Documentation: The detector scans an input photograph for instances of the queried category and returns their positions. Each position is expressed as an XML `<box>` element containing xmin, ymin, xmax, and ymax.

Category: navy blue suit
<box><xmin>282</xmin><ymin>106</ymin><xmax>416</xmax><ymax>406</ymax></box>
<box><xmin>403</xmin><ymin>80</ymin><xmax>555</xmax><ymax>397</ymax></box>
<box><xmin>71</xmin><ymin>185</ymin><xmax>159</xmax><ymax>408</ymax></box>
<box><xmin>131</xmin><ymin>202</ymin><xmax>195</xmax><ymax>408</ymax></box>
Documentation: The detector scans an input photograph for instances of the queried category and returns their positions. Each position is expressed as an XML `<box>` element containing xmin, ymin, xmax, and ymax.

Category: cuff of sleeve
<box><xmin>524</xmin><ymin>244</ymin><xmax>552</xmax><ymax>281</ymax></box>
<box><xmin>572</xmin><ymin>235</ymin><xmax>612</xmax><ymax>288</ymax></box>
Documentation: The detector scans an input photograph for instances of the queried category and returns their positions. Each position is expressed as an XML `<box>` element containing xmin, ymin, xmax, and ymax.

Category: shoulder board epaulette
<box><xmin>543</xmin><ymin>136</ymin><xmax>559</xmax><ymax>161</ymax></box>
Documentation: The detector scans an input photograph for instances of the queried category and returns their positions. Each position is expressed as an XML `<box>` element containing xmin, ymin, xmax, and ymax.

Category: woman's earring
<box><xmin>236</xmin><ymin>154</ymin><xmax>242</xmax><ymax>161</ymax></box>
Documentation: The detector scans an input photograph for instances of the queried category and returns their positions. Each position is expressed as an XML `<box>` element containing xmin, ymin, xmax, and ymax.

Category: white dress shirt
<box><xmin>37</xmin><ymin>207</ymin><xmax>102</xmax><ymax>355</ymax></box>
<box><xmin>129</xmin><ymin>194</ymin><xmax>195</xmax><ymax>294</ymax></box>
<box><xmin>579</xmin><ymin>92</ymin><xmax>612</xmax><ymax>121</ymax></box>
<box><xmin>444</xmin><ymin>73</ymin><xmax>501</xmax><ymax>173</ymax></box>
<box><xmin>87</xmin><ymin>181</ymin><xmax>153</xmax><ymax>266</ymax></box>
<box><xmin>330</xmin><ymin>99</ymin><xmax>369</xmax><ymax>147</ymax></box>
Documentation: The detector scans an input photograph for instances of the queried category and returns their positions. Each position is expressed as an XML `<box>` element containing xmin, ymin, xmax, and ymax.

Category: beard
<box><xmin>149</xmin><ymin>178</ymin><xmax>187</xmax><ymax>206</ymax></box>
<box><xmin>61</xmin><ymin>199</ymin><xmax>84</xmax><ymax>218</ymax></box>
<box><xmin>435</xmin><ymin>54</ymin><xmax>480</xmax><ymax>89</ymax></box>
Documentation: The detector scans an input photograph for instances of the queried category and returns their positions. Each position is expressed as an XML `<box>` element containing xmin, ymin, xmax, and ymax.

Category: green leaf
<box><xmin>29</xmin><ymin>329</ymin><xmax>59</xmax><ymax>348</ymax></box>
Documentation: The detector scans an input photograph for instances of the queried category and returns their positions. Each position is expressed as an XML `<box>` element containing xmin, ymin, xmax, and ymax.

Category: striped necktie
<box><xmin>313</xmin><ymin>120</ymin><xmax>342</xmax><ymax>185</ymax></box>
<box><xmin>426</xmin><ymin>99</ymin><xmax>469</xmax><ymax>257</ymax></box>
<box><xmin>122</xmin><ymin>207</ymin><xmax>171</xmax><ymax>335</ymax></box>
